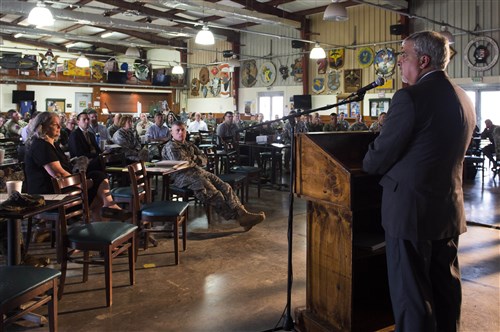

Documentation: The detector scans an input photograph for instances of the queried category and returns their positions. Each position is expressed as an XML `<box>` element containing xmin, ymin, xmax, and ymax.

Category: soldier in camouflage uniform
<box><xmin>162</xmin><ymin>121</ymin><xmax>265</xmax><ymax>231</ymax></box>
<box><xmin>338</xmin><ymin>112</ymin><xmax>350</xmax><ymax>131</ymax></box>
<box><xmin>5</xmin><ymin>110</ymin><xmax>25</xmax><ymax>139</ymax></box>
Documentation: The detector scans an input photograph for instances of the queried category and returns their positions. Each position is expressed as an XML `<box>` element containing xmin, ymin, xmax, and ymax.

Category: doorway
<box><xmin>258</xmin><ymin>92</ymin><xmax>284</xmax><ymax>121</ymax></box>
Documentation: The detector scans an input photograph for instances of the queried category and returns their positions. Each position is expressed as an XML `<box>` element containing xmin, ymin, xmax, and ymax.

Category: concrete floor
<box><xmin>5</xmin><ymin>171</ymin><xmax>500</xmax><ymax>332</ymax></box>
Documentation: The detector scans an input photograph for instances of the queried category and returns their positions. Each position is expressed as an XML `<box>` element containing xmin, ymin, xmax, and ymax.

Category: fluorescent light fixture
<box><xmin>195</xmin><ymin>23</ymin><xmax>215</xmax><ymax>45</ymax></box>
<box><xmin>310</xmin><ymin>42</ymin><xmax>326</xmax><ymax>59</ymax></box>
<box><xmin>65</xmin><ymin>42</ymin><xmax>77</xmax><ymax>48</ymax></box>
<box><xmin>76</xmin><ymin>53</ymin><xmax>90</xmax><ymax>68</ymax></box>
<box><xmin>27</xmin><ymin>2</ymin><xmax>54</xmax><ymax>27</ymax></box>
<box><xmin>101</xmin><ymin>32</ymin><xmax>114</xmax><ymax>38</ymax></box>
<box><xmin>125</xmin><ymin>46</ymin><xmax>141</xmax><ymax>57</ymax></box>
<box><xmin>14</xmin><ymin>33</ymin><xmax>23</xmax><ymax>39</ymax></box>
<box><xmin>440</xmin><ymin>26</ymin><xmax>455</xmax><ymax>44</ymax></box>
<box><xmin>323</xmin><ymin>1</ymin><xmax>348</xmax><ymax>22</ymax></box>
<box><xmin>172</xmin><ymin>64</ymin><xmax>184</xmax><ymax>75</ymax></box>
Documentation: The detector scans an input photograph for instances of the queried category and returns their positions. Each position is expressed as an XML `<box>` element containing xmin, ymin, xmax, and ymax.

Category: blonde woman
<box><xmin>24</xmin><ymin>112</ymin><xmax>128</xmax><ymax>221</ymax></box>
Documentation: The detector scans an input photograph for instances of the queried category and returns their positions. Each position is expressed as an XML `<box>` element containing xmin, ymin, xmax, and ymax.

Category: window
<box><xmin>464</xmin><ymin>89</ymin><xmax>500</xmax><ymax>130</ymax></box>
<box><xmin>258</xmin><ymin>91</ymin><xmax>284</xmax><ymax>121</ymax></box>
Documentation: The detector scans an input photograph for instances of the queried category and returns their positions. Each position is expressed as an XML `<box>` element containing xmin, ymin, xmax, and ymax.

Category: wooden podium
<box><xmin>293</xmin><ymin>132</ymin><xmax>393</xmax><ymax>332</ymax></box>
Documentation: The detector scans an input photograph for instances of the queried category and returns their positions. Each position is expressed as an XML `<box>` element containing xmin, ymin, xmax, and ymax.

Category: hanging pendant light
<box><xmin>125</xmin><ymin>46</ymin><xmax>141</xmax><ymax>58</ymax></box>
<box><xmin>76</xmin><ymin>53</ymin><xmax>90</xmax><ymax>68</ymax></box>
<box><xmin>323</xmin><ymin>1</ymin><xmax>348</xmax><ymax>22</ymax></box>
<box><xmin>195</xmin><ymin>23</ymin><xmax>215</xmax><ymax>45</ymax></box>
<box><xmin>172</xmin><ymin>63</ymin><xmax>184</xmax><ymax>75</ymax></box>
<box><xmin>310</xmin><ymin>43</ymin><xmax>326</xmax><ymax>59</ymax></box>
<box><xmin>27</xmin><ymin>2</ymin><xmax>54</xmax><ymax>26</ymax></box>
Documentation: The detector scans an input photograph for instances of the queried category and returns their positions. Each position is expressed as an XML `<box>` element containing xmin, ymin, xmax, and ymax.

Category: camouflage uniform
<box><xmin>5</xmin><ymin>119</ymin><xmax>23</xmax><ymax>139</ymax></box>
<box><xmin>338</xmin><ymin>119</ymin><xmax>350</xmax><ymax>131</ymax></box>
<box><xmin>348</xmin><ymin>122</ymin><xmax>368</xmax><ymax>131</ymax></box>
<box><xmin>162</xmin><ymin>139</ymin><xmax>243</xmax><ymax>220</ymax></box>
<box><xmin>369</xmin><ymin>121</ymin><xmax>383</xmax><ymax>132</ymax></box>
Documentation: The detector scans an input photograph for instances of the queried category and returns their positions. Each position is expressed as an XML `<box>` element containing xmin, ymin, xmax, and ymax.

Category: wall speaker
<box><xmin>390</xmin><ymin>24</ymin><xmax>405</xmax><ymax>35</ymax></box>
<box><xmin>292</xmin><ymin>40</ymin><xmax>305</xmax><ymax>49</ymax></box>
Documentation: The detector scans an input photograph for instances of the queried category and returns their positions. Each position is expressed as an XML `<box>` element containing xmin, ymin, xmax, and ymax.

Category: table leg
<box><xmin>7</xmin><ymin>218</ymin><xmax>22</xmax><ymax>265</ymax></box>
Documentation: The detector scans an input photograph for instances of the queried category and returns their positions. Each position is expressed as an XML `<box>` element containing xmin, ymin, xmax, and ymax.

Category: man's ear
<box><xmin>420</xmin><ymin>55</ymin><xmax>430</xmax><ymax>68</ymax></box>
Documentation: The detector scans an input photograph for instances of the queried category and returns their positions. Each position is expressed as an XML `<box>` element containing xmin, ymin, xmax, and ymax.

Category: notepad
<box><xmin>155</xmin><ymin>160</ymin><xmax>188</xmax><ymax>167</ymax></box>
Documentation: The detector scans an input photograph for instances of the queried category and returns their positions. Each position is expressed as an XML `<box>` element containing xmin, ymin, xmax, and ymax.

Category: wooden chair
<box><xmin>52</xmin><ymin>172</ymin><xmax>137</xmax><ymax>307</ymax></box>
<box><xmin>127</xmin><ymin>161</ymin><xmax>190</xmax><ymax>264</ymax></box>
<box><xmin>225</xmin><ymin>142</ymin><xmax>262</xmax><ymax>199</ymax></box>
<box><xmin>205</xmin><ymin>147</ymin><xmax>247</xmax><ymax>203</ymax></box>
<box><xmin>0</xmin><ymin>266</ymin><xmax>60</xmax><ymax>332</ymax></box>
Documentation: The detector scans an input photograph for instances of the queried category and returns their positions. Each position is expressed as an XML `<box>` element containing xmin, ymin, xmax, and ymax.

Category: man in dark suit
<box><xmin>363</xmin><ymin>31</ymin><xmax>476</xmax><ymax>331</ymax></box>
<box><xmin>68</xmin><ymin>111</ymin><xmax>103</xmax><ymax>172</ymax></box>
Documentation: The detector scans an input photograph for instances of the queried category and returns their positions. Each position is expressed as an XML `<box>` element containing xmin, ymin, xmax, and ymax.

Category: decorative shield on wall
<box><xmin>199</xmin><ymin>66</ymin><xmax>210</xmax><ymax>85</ymax></box>
<box><xmin>312</xmin><ymin>77</ymin><xmax>325</xmax><ymax>94</ymax></box>
<box><xmin>357</xmin><ymin>47</ymin><xmax>375</xmax><ymax>68</ymax></box>
<box><xmin>241</xmin><ymin>60</ymin><xmax>257</xmax><ymax>87</ymax></box>
<box><xmin>374</xmin><ymin>48</ymin><xmax>397</xmax><ymax>78</ymax></box>
<box><xmin>328</xmin><ymin>48</ymin><xmax>344</xmax><ymax>69</ymax></box>
<box><xmin>259</xmin><ymin>61</ymin><xmax>276</xmax><ymax>86</ymax></box>
<box><xmin>317</xmin><ymin>58</ymin><xmax>327</xmax><ymax>74</ymax></box>
<box><xmin>39</xmin><ymin>49</ymin><xmax>59</xmax><ymax>77</ymax></box>
<box><xmin>290</xmin><ymin>58</ymin><xmax>303</xmax><ymax>82</ymax></box>
<box><xmin>327</xmin><ymin>70</ymin><xmax>341</xmax><ymax>91</ymax></box>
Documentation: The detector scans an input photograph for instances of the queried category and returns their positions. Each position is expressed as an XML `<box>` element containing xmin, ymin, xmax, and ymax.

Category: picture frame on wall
<box><xmin>337</xmin><ymin>94</ymin><xmax>363</xmax><ymax>117</ymax></box>
<box><xmin>46</xmin><ymin>98</ymin><xmax>66</xmax><ymax>113</ymax></box>
<box><xmin>369</xmin><ymin>98</ymin><xmax>391</xmax><ymax>117</ymax></box>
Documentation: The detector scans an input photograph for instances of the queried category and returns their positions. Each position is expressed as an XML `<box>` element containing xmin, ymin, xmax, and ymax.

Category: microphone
<box><xmin>354</xmin><ymin>77</ymin><xmax>385</xmax><ymax>95</ymax></box>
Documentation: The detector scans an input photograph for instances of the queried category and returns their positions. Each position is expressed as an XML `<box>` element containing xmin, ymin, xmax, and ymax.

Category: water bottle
<box><xmin>95</xmin><ymin>132</ymin><xmax>100</xmax><ymax>148</ymax></box>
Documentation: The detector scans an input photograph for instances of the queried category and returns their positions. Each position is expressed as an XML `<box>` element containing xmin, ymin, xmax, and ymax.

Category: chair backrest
<box><xmin>204</xmin><ymin>147</ymin><xmax>217</xmax><ymax>174</ymax></box>
<box><xmin>51</xmin><ymin>172</ymin><xmax>91</xmax><ymax>256</ymax></box>
<box><xmin>127</xmin><ymin>161</ymin><xmax>151</xmax><ymax>207</ymax></box>
<box><xmin>223</xmin><ymin>141</ymin><xmax>240</xmax><ymax>168</ymax></box>
<box><xmin>199</xmin><ymin>130</ymin><xmax>216</xmax><ymax>145</ymax></box>
<box><xmin>99</xmin><ymin>151</ymin><xmax>126</xmax><ymax>169</ymax></box>
<box><xmin>493</xmin><ymin>127</ymin><xmax>500</xmax><ymax>161</ymax></box>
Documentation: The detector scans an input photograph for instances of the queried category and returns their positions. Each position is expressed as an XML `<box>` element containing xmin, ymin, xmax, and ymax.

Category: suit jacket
<box><xmin>68</xmin><ymin>127</ymin><xmax>103</xmax><ymax>171</ymax></box>
<box><xmin>363</xmin><ymin>71</ymin><xmax>475</xmax><ymax>241</ymax></box>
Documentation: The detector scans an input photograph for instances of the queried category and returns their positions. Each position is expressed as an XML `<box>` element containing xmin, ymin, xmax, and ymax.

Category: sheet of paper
<box><xmin>155</xmin><ymin>160</ymin><xmax>188</xmax><ymax>167</ymax></box>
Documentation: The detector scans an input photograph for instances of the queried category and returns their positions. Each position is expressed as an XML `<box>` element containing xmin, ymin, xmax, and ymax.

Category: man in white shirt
<box><xmin>187</xmin><ymin>112</ymin><xmax>208</xmax><ymax>133</ymax></box>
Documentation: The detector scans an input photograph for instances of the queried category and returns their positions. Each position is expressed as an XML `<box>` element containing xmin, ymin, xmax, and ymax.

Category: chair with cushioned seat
<box><xmin>0</xmin><ymin>266</ymin><xmax>60</xmax><ymax>332</ymax></box>
<box><xmin>127</xmin><ymin>161</ymin><xmax>189</xmax><ymax>264</ymax></box>
<box><xmin>224</xmin><ymin>142</ymin><xmax>262</xmax><ymax>199</ymax></box>
<box><xmin>52</xmin><ymin>172</ymin><xmax>137</xmax><ymax>307</ymax></box>
<box><xmin>205</xmin><ymin>147</ymin><xmax>247</xmax><ymax>203</ymax></box>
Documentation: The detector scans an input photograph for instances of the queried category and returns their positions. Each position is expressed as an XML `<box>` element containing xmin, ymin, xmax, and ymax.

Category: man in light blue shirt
<box><xmin>87</xmin><ymin>109</ymin><xmax>109</xmax><ymax>143</ymax></box>
<box><xmin>146</xmin><ymin>112</ymin><xmax>170</xmax><ymax>159</ymax></box>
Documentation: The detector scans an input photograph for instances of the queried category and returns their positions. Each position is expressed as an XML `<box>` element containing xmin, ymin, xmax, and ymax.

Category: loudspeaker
<box><xmin>292</xmin><ymin>40</ymin><xmax>305</xmax><ymax>49</ymax></box>
<box><xmin>390</xmin><ymin>24</ymin><xmax>405</xmax><ymax>35</ymax></box>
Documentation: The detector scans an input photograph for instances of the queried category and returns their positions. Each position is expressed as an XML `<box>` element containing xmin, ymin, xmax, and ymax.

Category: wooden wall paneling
<box><xmin>100</xmin><ymin>92</ymin><xmax>172</xmax><ymax>116</ymax></box>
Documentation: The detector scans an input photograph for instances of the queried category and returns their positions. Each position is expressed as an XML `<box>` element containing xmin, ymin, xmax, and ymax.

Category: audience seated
<box><xmin>338</xmin><ymin>112</ymin><xmax>350</xmax><ymax>131</ymax></box>
<box><xmin>112</xmin><ymin>115</ymin><xmax>149</xmax><ymax>163</ymax></box>
<box><xmin>348</xmin><ymin>113</ymin><xmax>368</xmax><ymax>131</ymax></box>
<box><xmin>323</xmin><ymin>113</ymin><xmax>343</xmax><ymax>132</ymax></box>
<box><xmin>68</xmin><ymin>111</ymin><xmax>103</xmax><ymax>173</ymax></box>
<box><xmin>162</xmin><ymin>120</ymin><xmax>265</xmax><ymax>231</ymax></box>
<box><xmin>24</xmin><ymin>111</ymin><xmax>127</xmax><ymax>221</ymax></box>
<box><xmin>481</xmin><ymin>119</ymin><xmax>497</xmax><ymax>165</ymax></box>
<box><xmin>308</xmin><ymin>112</ymin><xmax>323</xmax><ymax>132</ymax></box>
<box><xmin>369</xmin><ymin>112</ymin><xmax>386</xmax><ymax>132</ymax></box>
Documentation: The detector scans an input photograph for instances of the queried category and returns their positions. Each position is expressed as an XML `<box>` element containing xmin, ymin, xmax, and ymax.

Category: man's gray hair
<box><xmin>404</xmin><ymin>30</ymin><xmax>450</xmax><ymax>70</ymax></box>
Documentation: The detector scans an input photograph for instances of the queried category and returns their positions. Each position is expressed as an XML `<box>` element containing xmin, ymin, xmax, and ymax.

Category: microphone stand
<box><xmin>242</xmin><ymin>94</ymin><xmax>364</xmax><ymax>332</ymax></box>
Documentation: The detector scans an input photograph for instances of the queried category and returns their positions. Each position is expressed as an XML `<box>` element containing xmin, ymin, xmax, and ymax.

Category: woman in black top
<box><xmin>24</xmin><ymin>112</ymin><xmax>125</xmax><ymax>221</ymax></box>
